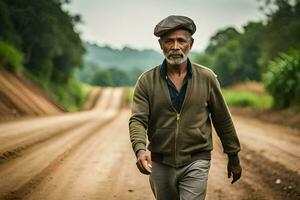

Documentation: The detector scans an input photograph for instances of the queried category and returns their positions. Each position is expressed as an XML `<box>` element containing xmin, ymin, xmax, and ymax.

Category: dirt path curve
<box><xmin>0</xmin><ymin>89</ymin><xmax>299</xmax><ymax>199</ymax></box>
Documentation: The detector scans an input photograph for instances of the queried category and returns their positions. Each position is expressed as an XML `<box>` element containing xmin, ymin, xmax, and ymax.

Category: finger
<box><xmin>138</xmin><ymin>160</ymin><xmax>151</xmax><ymax>175</ymax></box>
<box><xmin>231</xmin><ymin>172</ymin><xmax>241</xmax><ymax>184</ymax></box>
<box><xmin>142</xmin><ymin>160</ymin><xmax>152</xmax><ymax>174</ymax></box>
<box><xmin>146</xmin><ymin>155</ymin><xmax>152</xmax><ymax>168</ymax></box>
<box><xmin>136</xmin><ymin>161</ymin><xmax>148</xmax><ymax>175</ymax></box>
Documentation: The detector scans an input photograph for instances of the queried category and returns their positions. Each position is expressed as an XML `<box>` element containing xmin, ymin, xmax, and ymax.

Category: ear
<box><xmin>158</xmin><ymin>38</ymin><xmax>163</xmax><ymax>50</ymax></box>
<box><xmin>190</xmin><ymin>37</ymin><xmax>194</xmax><ymax>50</ymax></box>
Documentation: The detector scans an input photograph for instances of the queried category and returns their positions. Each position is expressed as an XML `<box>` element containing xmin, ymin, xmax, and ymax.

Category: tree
<box><xmin>263</xmin><ymin>50</ymin><xmax>300</xmax><ymax>109</ymax></box>
<box><xmin>91</xmin><ymin>69</ymin><xmax>113</xmax><ymax>86</ymax></box>
<box><xmin>205</xmin><ymin>27</ymin><xmax>240</xmax><ymax>55</ymax></box>
<box><xmin>259</xmin><ymin>0</ymin><xmax>300</xmax><ymax>70</ymax></box>
<box><xmin>0</xmin><ymin>0</ymin><xmax>85</xmax><ymax>82</ymax></box>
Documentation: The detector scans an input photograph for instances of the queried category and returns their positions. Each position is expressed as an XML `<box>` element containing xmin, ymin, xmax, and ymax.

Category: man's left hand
<box><xmin>227</xmin><ymin>162</ymin><xmax>242</xmax><ymax>184</ymax></box>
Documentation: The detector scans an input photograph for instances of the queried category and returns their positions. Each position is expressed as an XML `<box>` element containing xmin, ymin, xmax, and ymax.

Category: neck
<box><xmin>166</xmin><ymin>60</ymin><xmax>188</xmax><ymax>76</ymax></box>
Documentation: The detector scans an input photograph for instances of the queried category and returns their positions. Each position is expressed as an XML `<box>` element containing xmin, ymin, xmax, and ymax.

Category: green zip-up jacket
<box><xmin>129</xmin><ymin>62</ymin><xmax>241</xmax><ymax>167</ymax></box>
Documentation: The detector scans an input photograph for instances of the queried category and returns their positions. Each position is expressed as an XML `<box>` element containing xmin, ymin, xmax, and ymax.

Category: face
<box><xmin>159</xmin><ymin>29</ymin><xmax>194</xmax><ymax>65</ymax></box>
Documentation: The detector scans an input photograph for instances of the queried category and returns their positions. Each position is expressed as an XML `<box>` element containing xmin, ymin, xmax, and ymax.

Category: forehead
<box><xmin>161</xmin><ymin>29</ymin><xmax>191</xmax><ymax>40</ymax></box>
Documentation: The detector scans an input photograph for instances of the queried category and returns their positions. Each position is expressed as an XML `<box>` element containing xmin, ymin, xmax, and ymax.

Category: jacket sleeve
<box><xmin>208</xmin><ymin>75</ymin><xmax>241</xmax><ymax>155</ymax></box>
<box><xmin>129</xmin><ymin>77</ymin><xmax>149</xmax><ymax>156</ymax></box>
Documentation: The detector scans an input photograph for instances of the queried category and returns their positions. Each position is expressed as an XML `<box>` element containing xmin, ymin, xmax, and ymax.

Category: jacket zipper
<box><xmin>164</xmin><ymin>71</ymin><xmax>192</xmax><ymax>165</ymax></box>
<box><xmin>174</xmin><ymin>79</ymin><xmax>191</xmax><ymax>164</ymax></box>
<box><xmin>175</xmin><ymin>113</ymin><xmax>180</xmax><ymax>164</ymax></box>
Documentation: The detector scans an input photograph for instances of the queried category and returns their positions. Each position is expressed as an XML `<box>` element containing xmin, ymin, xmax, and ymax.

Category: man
<box><xmin>129</xmin><ymin>15</ymin><xmax>242</xmax><ymax>200</ymax></box>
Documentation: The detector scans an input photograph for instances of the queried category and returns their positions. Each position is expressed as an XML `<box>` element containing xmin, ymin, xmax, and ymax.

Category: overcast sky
<box><xmin>65</xmin><ymin>0</ymin><xmax>265</xmax><ymax>52</ymax></box>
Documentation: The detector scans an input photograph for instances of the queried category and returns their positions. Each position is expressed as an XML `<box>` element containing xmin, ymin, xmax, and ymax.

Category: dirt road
<box><xmin>0</xmin><ymin>87</ymin><xmax>299</xmax><ymax>200</ymax></box>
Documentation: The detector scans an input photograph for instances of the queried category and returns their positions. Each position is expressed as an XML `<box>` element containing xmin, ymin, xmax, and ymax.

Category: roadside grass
<box><xmin>0</xmin><ymin>41</ymin><xmax>24</xmax><ymax>74</ymax></box>
<box><xmin>124</xmin><ymin>87</ymin><xmax>134</xmax><ymax>106</ymax></box>
<box><xmin>25</xmin><ymin>70</ymin><xmax>90</xmax><ymax>112</ymax></box>
<box><xmin>222</xmin><ymin>89</ymin><xmax>274</xmax><ymax>110</ymax></box>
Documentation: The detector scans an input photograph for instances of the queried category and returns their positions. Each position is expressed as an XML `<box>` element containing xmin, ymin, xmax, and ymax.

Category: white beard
<box><xmin>163</xmin><ymin>50</ymin><xmax>189</xmax><ymax>65</ymax></box>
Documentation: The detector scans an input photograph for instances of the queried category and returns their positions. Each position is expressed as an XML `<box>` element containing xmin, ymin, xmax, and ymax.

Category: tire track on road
<box><xmin>0</xmin><ymin>88</ymin><xmax>114</xmax><ymax>163</ymax></box>
<box><xmin>0</xmin><ymin>88</ymin><xmax>123</xmax><ymax>199</ymax></box>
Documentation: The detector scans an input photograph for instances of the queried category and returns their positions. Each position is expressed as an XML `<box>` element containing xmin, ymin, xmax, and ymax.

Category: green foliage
<box><xmin>91</xmin><ymin>69</ymin><xmax>113</xmax><ymax>86</ymax></box>
<box><xmin>213</xmin><ymin>39</ymin><xmax>242</xmax><ymax>86</ymax></box>
<box><xmin>192</xmin><ymin>0</ymin><xmax>300</xmax><ymax>109</ymax></box>
<box><xmin>192</xmin><ymin>52</ymin><xmax>213</xmax><ymax>67</ymax></box>
<box><xmin>0</xmin><ymin>41</ymin><xmax>24</xmax><ymax>73</ymax></box>
<box><xmin>124</xmin><ymin>87</ymin><xmax>134</xmax><ymax>106</ymax></box>
<box><xmin>259</xmin><ymin>0</ymin><xmax>300</xmax><ymax>71</ymax></box>
<box><xmin>0</xmin><ymin>0</ymin><xmax>85</xmax><ymax>82</ymax></box>
<box><xmin>76</xmin><ymin>59</ymin><xmax>144</xmax><ymax>87</ymax></box>
<box><xmin>26</xmin><ymin>71</ymin><xmax>88</xmax><ymax>111</ymax></box>
<box><xmin>48</xmin><ymin>76</ymin><xmax>88</xmax><ymax>111</ymax></box>
<box><xmin>205</xmin><ymin>27</ymin><xmax>240</xmax><ymax>55</ymax></box>
<box><xmin>194</xmin><ymin>23</ymin><xmax>264</xmax><ymax>86</ymax></box>
<box><xmin>222</xmin><ymin>89</ymin><xmax>273</xmax><ymax>109</ymax></box>
<box><xmin>263</xmin><ymin>51</ymin><xmax>300</xmax><ymax>109</ymax></box>
<box><xmin>0</xmin><ymin>0</ymin><xmax>87</xmax><ymax>111</ymax></box>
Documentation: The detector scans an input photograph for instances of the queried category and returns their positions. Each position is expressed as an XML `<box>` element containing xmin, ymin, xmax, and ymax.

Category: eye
<box><xmin>178</xmin><ymin>38</ymin><xmax>188</xmax><ymax>43</ymax></box>
<box><xmin>164</xmin><ymin>39</ymin><xmax>172</xmax><ymax>44</ymax></box>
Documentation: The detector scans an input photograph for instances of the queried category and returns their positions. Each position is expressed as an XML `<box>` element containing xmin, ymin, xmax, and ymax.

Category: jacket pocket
<box><xmin>179</xmin><ymin>128</ymin><xmax>208</xmax><ymax>153</ymax></box>
<box><xmin>148</xmin><ymin>128</ymin><xmax>173</xmax><ymax>155</ymax></box>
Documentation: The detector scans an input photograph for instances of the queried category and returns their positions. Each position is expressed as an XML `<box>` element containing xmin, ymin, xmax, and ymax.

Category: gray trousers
<box><xmin>149</xmin><ymin>160</ymin><xmax>211</xmax><ymax>200</ymax></box>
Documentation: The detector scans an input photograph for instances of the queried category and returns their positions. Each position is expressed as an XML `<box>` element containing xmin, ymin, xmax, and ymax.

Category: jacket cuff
<box><xmin>227</xmin><ymin>153</ymin><xmax>240</xmax><ymax>166</ymax></box>
<box><xmin>134</xmin><ymin>143</ymin><xmax>146</xmax><ymax>157</ymax></box>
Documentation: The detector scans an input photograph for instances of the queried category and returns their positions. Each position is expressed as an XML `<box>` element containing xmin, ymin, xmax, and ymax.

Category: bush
<box><xmin>0</xmin><ymin>41</ymin><xmax>24</xmax><ymax>73</ymax></box>
<box><xmin>25</xmin><ymin>71</ymin><xmax>89</xmax><ymax>112</ymax></box>
<box><xmin>222</xmin><ymin>89</ymin><xmax>273</xmax><ymax>109</ymax></box>
<box><xmin>48</xmin><ymin>76</ymin><xmax>88</xmax><ymax>112</ymax></box>
<box><xmin>263</xmin><ymin>51</ymin><xmax>300</xmax><ymax>109</ymax></box>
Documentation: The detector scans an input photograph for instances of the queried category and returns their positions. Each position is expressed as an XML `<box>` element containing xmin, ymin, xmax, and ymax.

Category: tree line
<box><xmin>194</xmin><ymin>0</ymin><xmax>300</xmax><ymax>109</ymax></box>
<box><xmin>0</xmin><ymin>0</ymin><xmax>86</xmax><ymax>111</ymax></box>
<box><xmin>75</xmin><ymin>61</ymin><xmax>144</xmax><ymax>87</ymax></box>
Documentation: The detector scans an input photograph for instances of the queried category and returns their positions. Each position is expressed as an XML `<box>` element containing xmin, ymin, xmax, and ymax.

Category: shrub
<box><xmin>0</xmin><ymin>41</ymin><xmax>24</xmax><ymax>73</ymax></box>
<box><xmin>26</xmin><ymin>71</ymin><xmax>88</xmax><ymax>112</ymax></box>
<box><xmin>263</xmin><ymin>50</ymin><xmax>300</xmax><ymax>109</ymax></box>
<box><xmin>222</xmin><ymin>89</ymin><xmax>273</xmax><ymax>109</ymax></box>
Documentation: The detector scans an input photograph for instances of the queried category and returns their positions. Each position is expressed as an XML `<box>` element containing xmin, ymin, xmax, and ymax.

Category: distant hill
<box><xmin>76</xmin><ymin>42</ymin><xmax>200</xmax><ymax>86</ymax></box>
<box><xmin>83</xmin><ymin>42</ymin><xmax>164</xmax><ymax>70</ymax></box>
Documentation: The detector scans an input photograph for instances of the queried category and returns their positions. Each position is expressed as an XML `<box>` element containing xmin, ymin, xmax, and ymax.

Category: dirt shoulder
<box><xmin>230</xmin><ymin>106</ymin><xmax>300</xmax><ymax>130</ymax></box>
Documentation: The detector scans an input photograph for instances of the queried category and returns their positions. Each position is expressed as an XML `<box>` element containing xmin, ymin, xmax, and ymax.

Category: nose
<box><xmin>171</xmin><ymin>41</ymin><xmax>180</xmax><ymax>50</ymax></box>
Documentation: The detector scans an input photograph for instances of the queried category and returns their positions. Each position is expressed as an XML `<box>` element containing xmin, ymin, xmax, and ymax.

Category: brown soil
<box><xmin>0</xmin><ymin>70</ymin><xmax>64</xmax><ymax>121</ymax></box>
<box><xmin>231</xmin><ymin>107</ymin><xmax>300</xmax><ymax>130</ymax></box>
<box><xmin>0</xmin><ymin>87</ymin><xmax>299</xmax><ymax>200</ymax></box>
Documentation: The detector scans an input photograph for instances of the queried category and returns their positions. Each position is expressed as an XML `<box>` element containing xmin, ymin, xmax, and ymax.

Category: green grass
<box><xmin>24</xmin><ymin>70</ymin><xmax>90</xmax><ymax>112</ymax></box>
<box><xmin>0</xmin><ymin>41</ymin><xmax>24</xmax><ymax>74</ymax></box>
<box><xmin>222</xmin><ymin>89</ymin><xmax>274</xmax><ymax>109</ymax></box>
<box><xmin>124</xmin><ymin>87</ymin><xmax>134</xmax><ymax>106</ymax></box>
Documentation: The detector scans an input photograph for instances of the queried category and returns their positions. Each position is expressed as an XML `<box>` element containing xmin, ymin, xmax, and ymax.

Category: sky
<box><xmin>64</xmin><ymin>0</ymin><xmax>265</xmax><ymax>52</ymax></box>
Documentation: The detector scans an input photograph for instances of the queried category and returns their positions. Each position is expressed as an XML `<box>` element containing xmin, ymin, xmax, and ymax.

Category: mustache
<box><xmin>166</xmin><ymin>51</ymin><xmax>184</xmax><ymax>58</ymax></box>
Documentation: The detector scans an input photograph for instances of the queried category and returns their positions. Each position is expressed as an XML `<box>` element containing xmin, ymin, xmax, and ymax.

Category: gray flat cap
<box><xmin>154</xmin><ymin>15</ymin><xmax>196</xmax><ymax>37</ymax></box>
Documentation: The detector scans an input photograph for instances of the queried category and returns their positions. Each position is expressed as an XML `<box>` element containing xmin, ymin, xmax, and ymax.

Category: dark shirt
<box><xmin>160</xmin><ymin>59</ymin><xmax>193</xmax><ymax>113</ymax></box>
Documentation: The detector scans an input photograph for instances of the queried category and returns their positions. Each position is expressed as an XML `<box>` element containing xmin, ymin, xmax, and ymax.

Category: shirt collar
<box><xmin>160</xmin><ymin>58</ymin><xmax>193</xmax><ymax>80</ymax></box>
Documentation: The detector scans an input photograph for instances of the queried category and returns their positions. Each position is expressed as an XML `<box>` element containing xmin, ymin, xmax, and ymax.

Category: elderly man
<box><xmin>129</xmin><ymin>15</ymin><xmax>242</xmax><ymax>200</ymax></box>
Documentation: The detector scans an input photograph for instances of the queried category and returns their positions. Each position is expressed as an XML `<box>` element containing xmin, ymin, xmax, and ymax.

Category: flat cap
<box><xmin>154</xmin><ymin>15</ymin><xmax>196</xmax><ymax>37</ymax></box>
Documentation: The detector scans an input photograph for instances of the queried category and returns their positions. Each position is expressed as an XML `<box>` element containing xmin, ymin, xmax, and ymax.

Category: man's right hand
<box><xmin>136</xmin><ymin>150</ymin><xmax>152</xmax><ymax>175</ymax></box>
